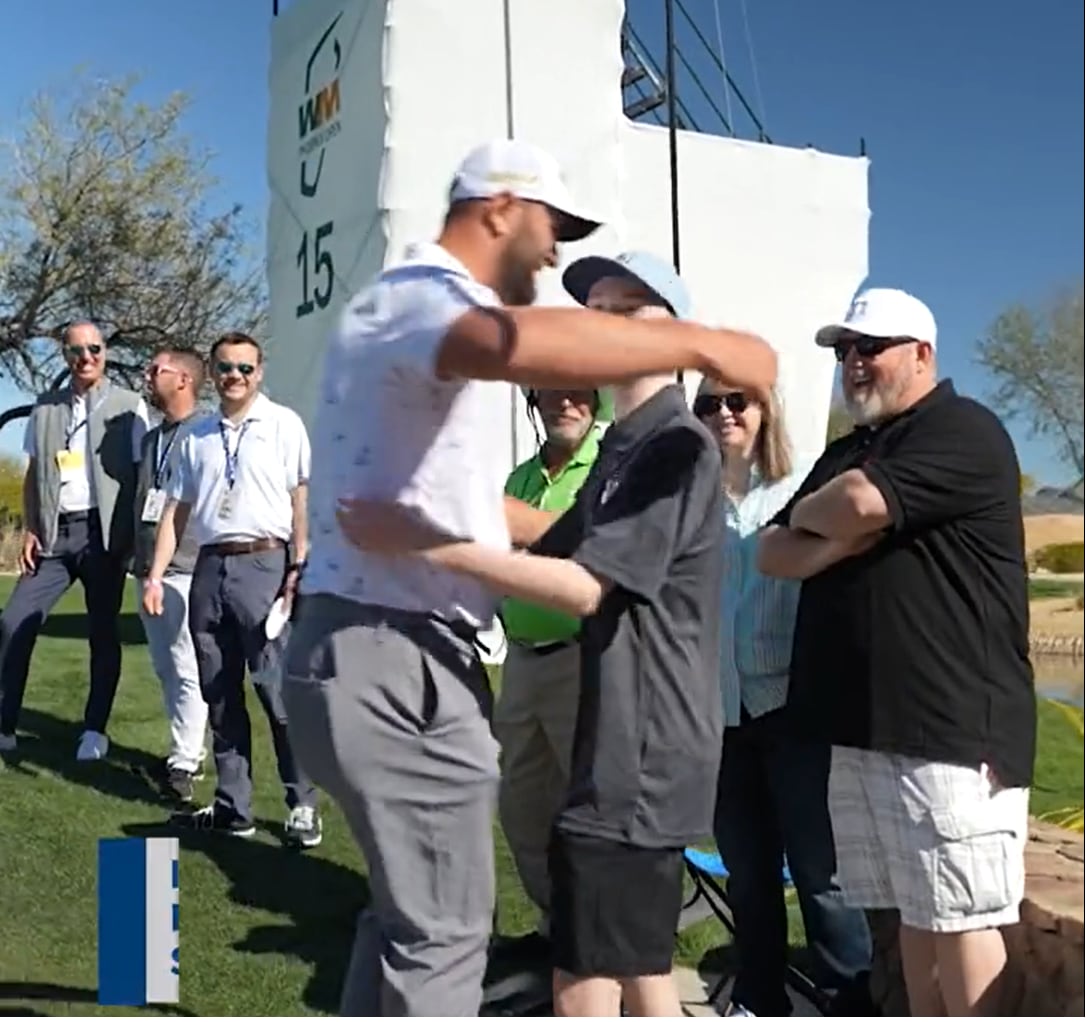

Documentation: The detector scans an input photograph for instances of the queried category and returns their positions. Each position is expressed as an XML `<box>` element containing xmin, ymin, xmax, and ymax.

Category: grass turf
<box><xmin>1028</xmin><ymin>577</ymin><xmax>1084</xmax><ymax>600</ymax></box>
<box><xmin>0</xmin><ymin>579</ymin><xmax>1083</xmax><ymax>1015</ymax></box>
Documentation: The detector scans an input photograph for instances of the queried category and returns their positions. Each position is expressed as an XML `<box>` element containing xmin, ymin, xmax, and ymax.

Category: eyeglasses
<box><xmin>693</xmin><ymin>391</ymin><xmax>750</xmax><ymax>417</ymax></box>
<box><xmin>833</xmin><ymin>335</ymin><xmax>917</xmax><ymax>363</ymax></box>
<box><xmin>66</xmin><ymin>344</ymin><xmax>102</xmax><ymax>360</ymax></box>
<box><xmin>214</xmin><ymin>360</ymin><xmax>255</xmax><ymax>377</ymax></box>
<box><xmin>145</xmin><ymin>364</ymin><xmax>180</xmax><ymax>379</ymax></box>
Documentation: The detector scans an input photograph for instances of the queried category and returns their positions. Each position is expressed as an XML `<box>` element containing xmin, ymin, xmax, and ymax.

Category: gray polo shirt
<box><xmin>535</xmin><ymin>384</ymin><xmax>725</xmax><ymax>849</ymax></box>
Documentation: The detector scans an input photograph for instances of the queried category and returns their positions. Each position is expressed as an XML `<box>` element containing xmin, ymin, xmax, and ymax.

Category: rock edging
<box><xmin>1029</xmin><ymin>632</ymin><xmax>1084</xmax><ymax>657</ymax></box>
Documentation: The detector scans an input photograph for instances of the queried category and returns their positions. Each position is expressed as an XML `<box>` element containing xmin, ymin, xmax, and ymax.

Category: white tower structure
<box><xmin>265</xmin><ymin>0</ymin><xmax>871</xmax><ymax>658</ymax></box>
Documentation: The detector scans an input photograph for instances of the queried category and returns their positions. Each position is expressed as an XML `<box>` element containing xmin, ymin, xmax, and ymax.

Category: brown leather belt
<box><xmin>200</xmin><ymin>537</ymin><xmax>286</xmax><ymax>557</ymax></box>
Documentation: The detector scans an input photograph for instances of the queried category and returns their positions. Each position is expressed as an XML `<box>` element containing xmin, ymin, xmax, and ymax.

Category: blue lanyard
<box><xmin>153</xmin><ymin>428</ymin><xmax>180</xmax><ymax>488</ymax></box>
<box><xmin>219</xmin><ymin>420</ymin><xmax>251</xmax><ymax>490</ymax></box>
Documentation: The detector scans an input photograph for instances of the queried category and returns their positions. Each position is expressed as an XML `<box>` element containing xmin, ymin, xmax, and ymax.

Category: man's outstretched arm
<box><xmin>434</xmin><ymin>305</ymin><xmax>777</xmax><ymax>397</ymax></box>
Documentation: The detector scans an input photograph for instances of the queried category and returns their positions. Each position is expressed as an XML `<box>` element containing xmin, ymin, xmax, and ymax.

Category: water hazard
<box><xmin>1034</xmin><ymin>653</ymin><xmax>1085</xmax><ymax>707</ymax></box>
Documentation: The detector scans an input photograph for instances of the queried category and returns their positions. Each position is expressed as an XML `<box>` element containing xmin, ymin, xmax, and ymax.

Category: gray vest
<box><xmin>132</xmin><ymin>414</ymin><xmax>200</xmax><ymax>578</ymax></box>
<box><xmin>31</xmin><ymin>380</ymin><xmax>142</xmax><ymax>558</ymax></box>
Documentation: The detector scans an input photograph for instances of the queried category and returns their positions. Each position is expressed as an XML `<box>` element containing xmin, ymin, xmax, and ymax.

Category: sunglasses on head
<box><xmin>833</xmin><ymin>335</ymin><xmax>917</xmax><ymax>363</ymax></box>
<box><xmin>215</xmin><ymin>360</ymin><xmax>255</xmax><ymax>377</ymax></box>
<box><xmin>694</xmin><ymin>391</ymin><xmax>750</xmax><ymax>417</ymax></box>
<box><xmin>66</xmin><ymin>344</ymin><xmax>102</xmax><ymax>359</ymax></box>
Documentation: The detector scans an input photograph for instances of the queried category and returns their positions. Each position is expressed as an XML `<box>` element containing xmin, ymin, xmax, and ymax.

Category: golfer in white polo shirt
<box><xmin>282</xmin><ymin>138</ymin><xmax>779</xmax><ymax>1017</ymax></box>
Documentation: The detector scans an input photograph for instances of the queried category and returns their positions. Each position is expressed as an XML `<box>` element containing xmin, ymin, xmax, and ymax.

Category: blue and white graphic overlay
<box><xmin>97</xmin><ymin>837</ymin><xmax>180</xmax><ymax>1005</ymax></box>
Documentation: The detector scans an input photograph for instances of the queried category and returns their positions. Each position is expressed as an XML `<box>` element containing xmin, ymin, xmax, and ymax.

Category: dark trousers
<box><xmin>713</xmin><ymin>709</ymin><xmax>874</xmax><ymax>1016</ymax></box>
<box><xmin>0</xmin><ymin>513</ymin><xmax>126</xmax><ymax>736</ymax></box>
<box><xmin>188</xmin><ymin>545</ymin><xmax>315</xmax><ymax>824</ymax></box>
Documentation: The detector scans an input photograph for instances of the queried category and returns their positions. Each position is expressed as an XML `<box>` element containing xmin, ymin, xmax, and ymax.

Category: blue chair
<box><xmin>681</xmin><ymin>847</ymin><xmax>829</xmax><ymax>1014</ymax></box>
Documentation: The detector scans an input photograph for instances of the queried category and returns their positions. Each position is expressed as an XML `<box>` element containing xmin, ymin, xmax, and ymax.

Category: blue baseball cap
<box><xmin>562</xmin><ymin>250</ymin><xmax>692</xmax><ymax>319</ymax></box>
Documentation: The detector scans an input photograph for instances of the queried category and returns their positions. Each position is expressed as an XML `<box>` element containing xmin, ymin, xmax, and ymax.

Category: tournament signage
<box><xmin>266</xmin><ymin>0</ymin><xmax>383</xmax><ymax>425</ymax></box>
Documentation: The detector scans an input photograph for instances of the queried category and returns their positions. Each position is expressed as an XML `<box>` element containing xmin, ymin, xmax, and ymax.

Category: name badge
<box><xmin>142</xmin><ymin>488</ymin><xmax>167</xmax><ymax>524</ymax></box>
<box><xmin>217</xmin><ymin>491</ymin><xmax>235</xmax><ymax>520</ymax></box>
<box><xmin>56</xmin><ymin>448</ymin><xmax>85</xmax><ymax>483</ymax></box>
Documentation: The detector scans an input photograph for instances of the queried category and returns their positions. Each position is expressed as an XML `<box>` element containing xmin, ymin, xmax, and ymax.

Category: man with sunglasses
<box><xmin>0</xmin><ymin>321</ymin><xmax>149</xmax><ymax>762</ymax></box>
<box><xmin>132</xmin><ymin>347</ymin><xmax>209</xmax><ymax>802</ymax></box>
<box><xmin>490</xmin><ymin>385</ymin><xmax>604</xmax><ymax>967</ymax></box>
<box><xmin>144</xmin><ymin>332</ymin><xmax>320</xmax><ymax>849</ymax></box>
<box><xmin>757</xmin><ymin>287</ymin><xmax>1035</xmax><ymax>1016</ymax></box>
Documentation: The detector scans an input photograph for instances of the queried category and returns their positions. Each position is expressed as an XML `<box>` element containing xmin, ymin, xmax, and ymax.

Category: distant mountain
<box><xmin>1023</xmin><ymin>481</ymin><xmax>1085</xmax><ymax>516</ymax></box>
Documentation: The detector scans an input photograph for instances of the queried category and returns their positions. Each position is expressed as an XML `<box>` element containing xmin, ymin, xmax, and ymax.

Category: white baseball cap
<box><xmin>448</xmin><ymin>139</ymin><xmax>603</xmax><ymax>243</ymax></box>
<box><xmin>816</xmin><ymin>288</ymin><xmax>938</xmax><ymax>349</ymax></box>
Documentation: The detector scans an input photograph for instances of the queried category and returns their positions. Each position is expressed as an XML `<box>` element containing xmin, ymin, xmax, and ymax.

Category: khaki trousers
<box><xmin>493</xmin><ymin>641</ymin><xmax>581</xmax><ymax>917</ymax></box>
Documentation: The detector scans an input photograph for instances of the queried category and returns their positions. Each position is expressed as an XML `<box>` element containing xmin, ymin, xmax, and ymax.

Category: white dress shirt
<box><xmin>167</xmin><ymin>393</ymin><xmax>310</xmax><ymax>547</ymax></box>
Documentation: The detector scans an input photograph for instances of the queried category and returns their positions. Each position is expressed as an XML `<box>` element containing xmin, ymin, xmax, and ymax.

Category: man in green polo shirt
<box><xmin>496</xmin><ymin>385</ymin><xmax>604</xmax><ymax>951</ymax></box>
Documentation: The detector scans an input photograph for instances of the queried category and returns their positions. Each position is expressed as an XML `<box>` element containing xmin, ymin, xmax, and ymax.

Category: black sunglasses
<box><xmin>694</xmin><ymin>391</ymin><xmax>750</xmax><ymax>417</ymax></box>
<box><xmin>66</xmin><ymin>344</ymin><xmax>102</xmax><ymax>359</ymax></box>
<box><xmin>833</xmin><ymin>335</ymin><xmax>917</xmax><ymax>363</ymax></box>
<box><xmin>215</xmin><ymin>360</ymin><xmax>255</xmax><ymax>377</ymax></box>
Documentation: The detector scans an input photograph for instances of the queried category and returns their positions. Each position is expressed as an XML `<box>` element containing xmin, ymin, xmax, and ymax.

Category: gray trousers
<box><xmin>282</xmin><ymin>593</ymin><xmax>500</xmax><ymax>1017</ymax></box>
<box><xmin>0</xmin><ymin>513</ymin><xmax>126</xmax><ymax>736</ymax></box>
<box><xmin>188</xmin><ymin>546</ymin><xmax>316</xmax><ymax>823</ymax></box>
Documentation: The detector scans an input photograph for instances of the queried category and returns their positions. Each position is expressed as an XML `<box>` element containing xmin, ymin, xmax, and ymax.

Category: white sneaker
<box><xmin>284</xmin><ymin>805</ymin><xmax>323</xmax><ymax>848</ymax></box>
<box><xmin>76</xmin><ymin>730</ymin><xmax>109</xmax><ymax>761</ymax></box>
<box><xmin>0</xmin><ymin>733</ymin><xmax>15</xmax><ymax>753</ymax></box>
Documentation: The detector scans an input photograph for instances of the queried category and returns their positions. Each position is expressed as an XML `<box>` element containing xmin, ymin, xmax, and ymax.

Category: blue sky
<box><xmin>0</xmin><ymin>0</ymin><xmax>1083</xmax><ymax>484</ymax></box>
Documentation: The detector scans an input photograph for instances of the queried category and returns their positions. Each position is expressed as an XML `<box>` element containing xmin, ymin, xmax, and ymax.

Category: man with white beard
<box><xmin>756</xmin><ymin>287</ymin><xmax>1035</xmax><ymax>1017</ymax></box>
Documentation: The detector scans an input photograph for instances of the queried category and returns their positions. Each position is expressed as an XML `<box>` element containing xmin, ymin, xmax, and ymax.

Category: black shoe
<box><xmin>170</xmin><ymin>804</ymin><xmax>255</xmax><ymax>838</ymax></box>
<box><xmin>163</xmin><ymin>768</ymin><xmax>197</xmax><ymax>804</ymax></box>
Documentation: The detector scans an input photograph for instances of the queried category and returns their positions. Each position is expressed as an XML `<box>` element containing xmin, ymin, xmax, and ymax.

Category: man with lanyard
<box><xmin>144</xmin><ymin>331</ymin><xmax>320</xmax><ymax>848</ymax></box>
<box><xmin>0</xmin><ymin>320</ymin><xmax>148</xmax><ymax>761</ymax></box>
<box><xmin>494</xmin><ymin>386</ymin><xmax>606</xmax><ymax>959</ymax></box>
<box><xmin>132</xmin><ymin>346</ymin><xmax>208</xmax><ymax>803</ymax></box>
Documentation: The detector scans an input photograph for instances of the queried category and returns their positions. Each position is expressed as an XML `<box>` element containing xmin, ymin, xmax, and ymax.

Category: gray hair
<box><xmin>59</xmin><ymin>320</ymin><xmax>104</xmax><ymax>346</ymax></box>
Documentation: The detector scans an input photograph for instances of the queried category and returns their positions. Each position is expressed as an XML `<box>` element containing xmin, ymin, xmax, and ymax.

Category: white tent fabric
<box><xmin>266</xmin><ymin>0</ymin><xmax>870</xmax><ymax>664</ymax></box>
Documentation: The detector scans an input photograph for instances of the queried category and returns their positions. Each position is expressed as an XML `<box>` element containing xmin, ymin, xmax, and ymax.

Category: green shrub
<box><xmin>1035</xmin><ymin>542</ymin><xmax>1085</xmax><ymax>574</ymax></box>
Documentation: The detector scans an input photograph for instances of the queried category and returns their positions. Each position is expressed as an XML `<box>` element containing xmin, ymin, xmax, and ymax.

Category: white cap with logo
<box><xmin>448</xmin><ymin>139</ymin><xmax>603</xmax><ymax>243</ymax></box>
<box><xmin>816</xmin><ymin>287</ymin><xmax>938</xmax><ymax>349</ymax></box>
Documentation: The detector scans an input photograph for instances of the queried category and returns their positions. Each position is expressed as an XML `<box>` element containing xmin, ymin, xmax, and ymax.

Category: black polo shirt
<box><xmin>534</xmin><ymin>384</ymin><xmax>725</xmax><ymax>848</ymax></box>
<box><xmin>773</xmin><ymin>380</ymin><xmax>1036</xmax><ymax>787</ymax></box>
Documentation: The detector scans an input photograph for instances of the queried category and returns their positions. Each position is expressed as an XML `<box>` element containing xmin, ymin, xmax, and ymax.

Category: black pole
<box><xmin>665</xmin><ymin>0</ymin><xmax>683</xmax><ymax>383</ymax></box>
<box><xmin>665</xmin><ymin>0</ymin><xmax>681</xmax><ymax>275</ymax></box>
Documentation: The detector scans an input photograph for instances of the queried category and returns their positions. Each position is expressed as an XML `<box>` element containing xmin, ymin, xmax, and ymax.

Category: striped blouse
<box><xmin>718</xmin><ymin>464</ymin><xmax>814</xmax><ymax>727</ymax></box>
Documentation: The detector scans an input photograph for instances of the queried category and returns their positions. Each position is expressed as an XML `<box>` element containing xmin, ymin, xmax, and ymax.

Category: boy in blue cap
<box><xmin>338</xmin><ymin>251</ymin><xmax>727</xmax><ymax>1017</ymax></box>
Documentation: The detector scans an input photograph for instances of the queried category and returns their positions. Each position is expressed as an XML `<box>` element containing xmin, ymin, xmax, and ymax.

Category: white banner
<box><xmin>265</xmin><ymin>0</ymin><xmax>387</xmax><ymax>429</ymax></box>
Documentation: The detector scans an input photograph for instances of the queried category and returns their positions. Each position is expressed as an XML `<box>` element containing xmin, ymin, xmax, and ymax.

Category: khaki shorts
<box><xmin>828</xmin><ymin>746</ymin><xmax>1028</xmax><ymax>933</ymax></box>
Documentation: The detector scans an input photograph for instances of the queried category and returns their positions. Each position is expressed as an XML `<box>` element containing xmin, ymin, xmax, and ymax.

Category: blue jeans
<box><xmin>713</xmin><ymin>709</ymin><xmax>874</xmax><ymax>1016</ymax></box>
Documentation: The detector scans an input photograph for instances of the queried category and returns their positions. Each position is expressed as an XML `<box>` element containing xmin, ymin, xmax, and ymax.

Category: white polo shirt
<box><xmin>23</xmin><ymin>391</ymin><xmax>150</xmax><ymax>513</ymax></box>
<box><xmin>167</xmin><ymin>393</ymin><xmax>310</xmax><ymax>548</ymax></box>
<box><xmin>301</xmin><ymin>242</ymin><xmax>512</xmax><ymax>628</ymax></box>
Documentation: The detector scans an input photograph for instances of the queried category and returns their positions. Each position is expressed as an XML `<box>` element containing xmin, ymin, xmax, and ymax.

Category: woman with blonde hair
<box><xmin>693</xmin><ymin>379</ymin><xmax>873</xmax><ymax>1017</ymax></box>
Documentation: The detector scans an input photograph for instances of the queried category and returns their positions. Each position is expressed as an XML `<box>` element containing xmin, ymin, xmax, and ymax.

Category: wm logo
<box><xmin>298</xmin><ymin>79</ymin><xmax>341</xmax><ymax>138</ymax></box>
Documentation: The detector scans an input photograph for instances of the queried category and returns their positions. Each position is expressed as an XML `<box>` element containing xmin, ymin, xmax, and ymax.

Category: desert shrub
<box><xmin>1036</xmin><ymin>542</ymin><xmax>1085</xmax><ymax>574</ymax></box>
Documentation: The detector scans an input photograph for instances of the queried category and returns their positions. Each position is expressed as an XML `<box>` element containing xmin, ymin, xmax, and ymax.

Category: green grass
<box><xmin>1028</xmin><ymin>577</ymin><xmax>1084</xmax><ymax>600</ymax></box>
<box><xmin>0</xmin><ymin>579</ymin><xmax>1083</xmax><ymax>1015</ymax></box>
